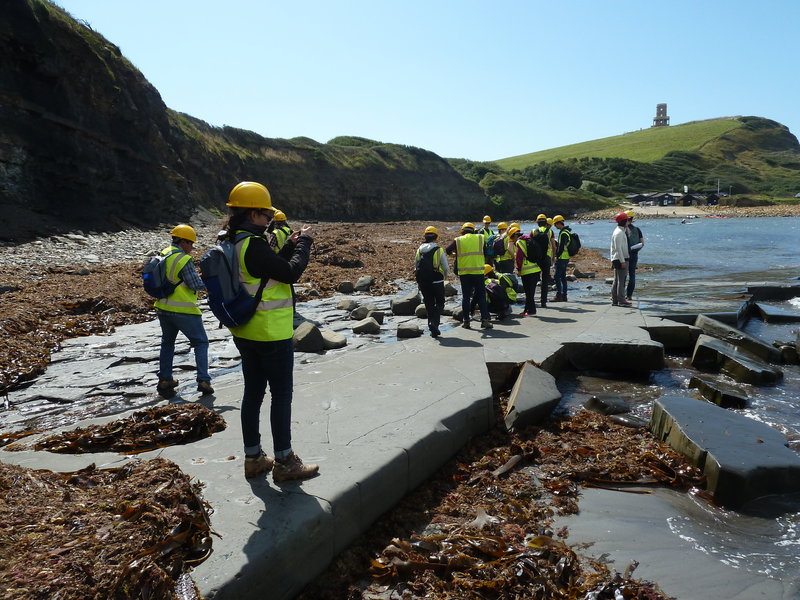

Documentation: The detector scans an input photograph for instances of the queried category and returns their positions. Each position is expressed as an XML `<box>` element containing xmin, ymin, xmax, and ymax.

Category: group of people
<box><xmin>610</xmin><ymin>210</ymin><xmax>644</xmax><ymax>307</ymax></box>
<box><xmin>414</xmin><ymin>214</ymin><xmax>576</xmax><ymax>335</ymax></box>
<box><xmin>152</xmin><ymin>181</ymin><xmax>319</xmax><ymax>482</ymax></box>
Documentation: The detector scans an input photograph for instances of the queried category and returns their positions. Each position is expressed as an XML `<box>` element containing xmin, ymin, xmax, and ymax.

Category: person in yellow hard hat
<box><xmin>154</xmin><ymin>224</ymin><xmax>213</xmax><ymax>399</ymax></box>
<box><xmin>446</xmin><ymin>222</ymin><xmax>492</xmax><ymax>329</ymax></box>
<box><xmin>414</xmin><ymin>226</ymin><xmax>450</xmax><ymax>338</ymax></box>
<box><xmin>483</xmin><ymin>264</ymin><xmax>517</xmax><ymax>320</ymax></box>
<box><xmin>476</xmin><ymin>215</ymin><xmax>493</xmax><ymax>237</ymax></box>
<box><xmin>223</xmin><ymin>181</ymin><xmax>319</xmax><ymax>481</ymax></box>
<box><xmin>551</xmin><ymin>215</ymin><xmax>571</xmax><ymax>302</ymax></box>
<box><xmin>270</xmin><ymin>210</ymin><xmax>294</xmax><ymax>252</ymax></box>
<box><xmin>624</xmin><ymin>210</ymin><xmax>644</xmax><ymax>302</ymax></box>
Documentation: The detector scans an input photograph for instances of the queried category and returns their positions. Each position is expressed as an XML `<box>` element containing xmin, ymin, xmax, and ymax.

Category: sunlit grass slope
<box><xmin>496</xmin><ymin>118</ymin><xmax>743</xmax><ymax>170</ymax></box>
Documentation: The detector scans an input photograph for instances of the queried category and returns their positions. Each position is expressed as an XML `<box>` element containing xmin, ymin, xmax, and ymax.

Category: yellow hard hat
<box><xmin>546</xmin><ymin>218</ymin><xmax>553</xmax><ymax>226</ymax></box>
<box><xmin>507</xmin><ymin>226</ymin><xmax>521</xmax><ymax>237</ymax></box>
<box><xmin>510</xmin><ymin>222</ymin><xmax>520</xmax><ymax>230</ymax></box>
<box><xmin>227</xmin><ymin>181</ymin><xmax>274</xmax><ymax>209</ymax></box>
<box><xmin>170</xmin><ymin>224</ymin><xmax>197</xmax><ymax>243</ymax></box>
<box><xmin>552</xmin><ymin>215</ymin><xmax>565</xmax><ymax>224</ymax></box>
<box><xmin>625</xmin><ymin>210</ymin><xmax>635</xmax><ymax>218</ymax></box>
<box><xmin>536</xmin><ymin>213</ymin><xmax>547</xmax><ymax>221</ymax></box>
<box><xmin>461</xmin><ymin>222</ymin><xmax>475</xmax><ymax>231</ymax></box>
<box><xmin>484</xmin><ymin>264</ymin><xmax>494</xmax><ymax>275</ymax></box>
<box><xmin>483</xmin><ymin>215</ymin><xmax>491</xmax><ymax>223</ymax></box>
<box><xmin>273</xmin><ymin>210</ymin><xmax>287</xmax><ymax>221</ymax></box>
<box><xmin>424</xmin><ymin>225</ymin><xmax>438</xmax><ymax>236</ymax></box>
<box><xmin>497</xmin><ymin>221</ymin><xmax>508</xmax><ymax>230</ymax></box>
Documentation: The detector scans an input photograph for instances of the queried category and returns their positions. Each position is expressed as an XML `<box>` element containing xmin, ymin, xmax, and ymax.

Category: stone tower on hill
<box><xmin>653</xmin><ymin>103</ymin><xmax>670</xmax><ymax>127</ymax></box>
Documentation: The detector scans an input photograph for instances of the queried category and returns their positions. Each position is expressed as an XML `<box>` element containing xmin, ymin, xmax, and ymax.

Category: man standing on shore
<box><xmin>551</xmin><ymin>215</ymin><xmax>571</xmax><ymax>302</ymax></box>
<box><xmin>446</xmin><ymin>222</ymin><xmax>492</xmax><ymax>330</ymax></box>
<box><xmin>610</xmin><ymin>212</ymin><xmax>632</xmax><ymax>307</ymax></box>
<box><xmin>414</xmin><ymin>226</ymin><xmax>449</xmax><ymax>338</ymax></box>
<box><xmin>154</xmin><ymin>224</ymin><xmax>213</xmax><ymax>398</ymax></box>
<box><xmin>625</xmin><ymin>210</ymin><xmax>644</xmax><ymax>302</ymax></box>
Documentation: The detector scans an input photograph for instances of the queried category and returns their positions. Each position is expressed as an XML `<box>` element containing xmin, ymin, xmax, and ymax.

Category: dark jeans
<box><xmin>626</xmin><ymin>251</ymin><xmax>639</xmax><ymax>298</ymax></box>
<box><xmin>157</xmin><ymin>310</ymin><xmax>210</xmax><ymax>382</ymax></box>
<box><xmin>554</xmin><ymin>258</ymin><xmax>569</xmax><ymax>297</ymax></box>
<box><xmin>538</xmin><ymin>257</ymin><xmax>551</xmax><ymax>305</ymax></box>
<box><xmin>234</xmin><ymin>337</ymin><xmax>294</xmax><ymax>456</ymax></box>
<box><xmin>418</xmin><ymin>279</ymin><xmax>445</xmax><ymax>330</ymax></box>
<box><xmin>521</xmin><ymin>272</ymin><xmax>541</xmax><ymax>313</ymax></box>
<box><xmin>460</xmin><ymin>274</ymin><xmax>489</xmax><ymax>322</ymax></box>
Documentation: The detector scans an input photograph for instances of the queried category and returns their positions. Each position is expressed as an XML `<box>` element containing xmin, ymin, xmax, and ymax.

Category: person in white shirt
<box><xmin>610</xmin><ymin>212</ymin><xmax>632</xmax><ymax>306</ymax></box>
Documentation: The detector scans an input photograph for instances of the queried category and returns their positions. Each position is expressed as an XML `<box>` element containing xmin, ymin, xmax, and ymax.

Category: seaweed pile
<box><xmin>0</xmin><ymin>458</ymin><xmax>211</xmax><ymax>600</ymax></box>
<box><xmin>300</xmin><ymin>411</ymin><xmax>705</xmax><ymax>599</ymax></box>
<box><xmin>31</xmin><ymin>404</ymin><xmax>226</xmax><ymax>454</ymax></box>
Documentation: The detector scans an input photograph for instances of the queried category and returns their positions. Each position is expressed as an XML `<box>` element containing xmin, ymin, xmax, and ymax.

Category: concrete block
<box><xmin>747</xmin><ymin>284</ymin><xmax>800</xmax><ymax>301</ymax></box>
<box><xmin>504</xmin><ymin>362</ymin><xmax>561</xmax><ymax>430</ymax></box>
<box><xmin>563</xmin><ymin>340</ymin><xmax>665</xmax><ymax>372</ymax></box>
<box><xmin>642</xmin><ymin>316</ymin><xmax>700</xmax><ymax>350</ymax></box>
<box><xmin>754</xmin><ymin>303</ymin><xmax>800</xmax><ymax>323</ymax></box>
<box><xmin>650</xmin><ymin>395</ymin><xmax>800</xmax><ymax>510</ymax></box>
<box><xmin>691</xmin><ymin>335</ymin><xmax>783</xmax><ymax>385</ymax></box>
<box><xmin>694</xmin><ymin>314</ymin><xmax>783</xmax><ymax>363</ymax></box>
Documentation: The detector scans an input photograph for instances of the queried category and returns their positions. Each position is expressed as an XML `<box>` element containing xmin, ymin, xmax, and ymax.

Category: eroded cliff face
<box><xmin>0</xmin><ymin>0</ymin><xmax>488</xmax><ymax>242</ymax></box>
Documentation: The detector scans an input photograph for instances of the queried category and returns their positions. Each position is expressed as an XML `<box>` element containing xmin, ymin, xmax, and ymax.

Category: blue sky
<box><xmin>54</xmin><ymin>0</ymin><xmax>800</xmax><ymax>162</ymax></box>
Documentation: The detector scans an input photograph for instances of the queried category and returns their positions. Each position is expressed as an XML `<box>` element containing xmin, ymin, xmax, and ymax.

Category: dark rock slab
<box><xmin>694</xmin><ymin>314</ymin><xmax>783</xmax><ymax>363</ymax></box>
<box><xmin>688</xmin><ymin>374</ymin><xmax>748</xmax><ymax>408</ymax></box>
<box><xmin>650</xmin><ymin>395</ymin><xmax>800</xmax><ymax>510</ymax></box>
<box><xmin>691</xmin><ymin>335</ymin><xmax>783</xmax><ymax>385</ymax></box>
<box><xmin>583</xmin><ymin>395</ymin><xmax>629</xmax><ymax>415</ymax></box>
<box><xmin>656</xmin><ymin>312</ymin><xmax>739</xmax><ymax>326</ymax></box>
<box><xmin>754</xmin><ymin>303</ymin><xmax>800</xmax><ymax>323</ymax></box>
<box><xmin>563</xmin><ymin>340</ymin><xmax>664</xmax><ymax>372</ymax></box>
<box><xmin>642</xmin><ymin>317</ymin><xmax>700</xmax><ymax>350</ymax></box>
<box><xmin>747</xmin><ymin>284</ymin><xmax>800</xmax><ymax>301</ymax></box>
<box><xmin>504</xmin><ymin>362</ymin><xmax>561</xmax><ymax>430</ymax></box>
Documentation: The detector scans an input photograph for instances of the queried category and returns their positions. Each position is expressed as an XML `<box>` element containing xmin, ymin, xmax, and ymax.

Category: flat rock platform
<box><xmin>1</xmin><ymin>298</ymin><xmax>789</xmax><ymax>599</ymax></box>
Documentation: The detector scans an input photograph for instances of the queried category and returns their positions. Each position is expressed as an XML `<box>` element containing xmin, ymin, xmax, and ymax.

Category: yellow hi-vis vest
<box><xmin>557</xmin><ymin>228</ymin><xmax>571</xmax><ymax>260</ymax></box>
<box><xmin>153</xmin><ymin>246</ymin><xmax>200</xmax><ymax>315</ymax></box>
<box><xmin>454</xmin><ymin>233</ymin><xmax>485</xmax><ymax>275</ymax></box>
<box><xmin>516</xmin><ymin>238</ymin><xmax>542</xmax><ymax>276</ymax></box>
<box><xmin>273</xmin><ymin>225</ymin><xmax>293</xmax><ymax>253</ymax></box>
<box><xmin>228</xmin><ymin>233</ymin><xmax>294</xmax><ymax>342</ymax></box>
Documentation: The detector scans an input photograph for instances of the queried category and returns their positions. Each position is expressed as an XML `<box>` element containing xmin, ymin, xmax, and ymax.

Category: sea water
<box><xmin>545</xmin><ymin>216</ymin><xmax>800</xmax><ymax>585</ymax></box>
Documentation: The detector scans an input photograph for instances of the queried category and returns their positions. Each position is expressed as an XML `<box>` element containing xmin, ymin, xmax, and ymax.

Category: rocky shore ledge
<box><xmin>0</xmin><ymin>219</ymin><xmax>610</xmax><ymax>394</ymax></box>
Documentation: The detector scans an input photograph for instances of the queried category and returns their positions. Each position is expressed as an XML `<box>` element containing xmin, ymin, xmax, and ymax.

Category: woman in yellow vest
<box><xmin>224</xmin><ymin>181</ymin><xmax>318</xmax><ymax>481</ymax></box>
<box><xmin>445</xmin><ymin>222</ymin><xmax>493</xmax><ymax>329</ymax></box>
<box><xmin>514</xmin><ymin>226</ymin><xmax>543</xmax><ymax>316</ymax></box>
<box><xmin>155</xmin><ymin>224</ymin><xmax>213</xmax><ymax>399</ymax></box>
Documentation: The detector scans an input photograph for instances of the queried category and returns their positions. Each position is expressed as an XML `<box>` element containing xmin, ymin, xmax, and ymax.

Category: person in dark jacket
<box><xmin>224</xmin><ymin>181</ymin><xmax>318</xmax><ymax>482</ymax></box>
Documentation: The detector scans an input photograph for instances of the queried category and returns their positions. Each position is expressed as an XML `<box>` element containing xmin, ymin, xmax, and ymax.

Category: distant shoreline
<box><xmin>579</xmin><ymin>203</ymin><xmax>800</xmax><ymax>220</ymax></box>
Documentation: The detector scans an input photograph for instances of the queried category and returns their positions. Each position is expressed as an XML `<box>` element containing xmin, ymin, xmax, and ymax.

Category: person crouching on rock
<box><xmin>155</xmin><ymin>224</ymin><xmax>213</xmax><ymax>399</ymax></box>
<box><xmin>223</xmin><ymin>181</ymin><xmax>319</xmax><ymax>482</ymax></box>
<box><xmin>483</xmin><ymin>264</ymin><xmax>516</xmax><ymax>320</ymax></box>
<box><xmin>414</xmin><ymin>226</ymin><xmax>449</xmax><ymax>338</ymax></box>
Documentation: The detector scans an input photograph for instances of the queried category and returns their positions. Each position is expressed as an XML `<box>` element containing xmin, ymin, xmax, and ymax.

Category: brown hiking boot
<box><xmin>244</xmin><ymin>451</ymin><xmax>274</xmax><ymax>478</ymax></box>
<box><xmin>197</xmin><ymin>380</ymin><xmax>214</xmax><ymax>395</ymax></box>
<box><xmin>480</xmin><ymin>319</ymin><xmax>493</xmax><ymax>329</ymax></box>
<box><xmin>273</xmin><ymin>452</ymin><xmax>319</xmax><ymax>482</ymax></box>
<box><xmin>156</xmin><ymin>378</ymin><xmax>178</xmax><ymax>399</ymax></box>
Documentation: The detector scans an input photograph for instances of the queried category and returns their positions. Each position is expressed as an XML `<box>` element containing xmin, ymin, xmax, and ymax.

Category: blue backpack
<box><xmin>142</xmin><ymin>248</ymin><xmax>183</xmax><ymax>299</ymax></box>
<box><xmin>198</xmin><ymin>232</ymin><xmax>267</xmax><ymax>328</ymax></box>
<box><xmin>484</xmin><ymin>233</ymin><xmax>497</xmax><ymax>258</ymax></box>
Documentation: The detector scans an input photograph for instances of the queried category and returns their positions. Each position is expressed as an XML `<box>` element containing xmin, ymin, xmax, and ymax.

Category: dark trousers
<box><xmin>460</xmin><ymin>274</ymin><xmax>489</xmax><ymax>322</ymax></box>
<box><xmin>521</xmin><ymin>272</ymin><xmax>541</xmax><ymax>313</ymax></box>
<box><xmin>554</xmin><ymin>258</ymin><xmax>569</xmax><ymax>297</ymax></box>
<box><xmin>234</xmin><ymin>337</ymin><xmax>294</xmax><ymax>455</ymax></box>
<box><xmin>418</xmin><ymin>279</ymin><xmax>445</xmax><ymax>329</ymax></box>
<box><xmin>538</xmin><ymin>257</ymin><xmax>551</xmax><ymax>305</ymax></box>
<box><xmin>626</xmin><ymin>251</ymin><xmax>639</xmax><ymax>298</ymax></box>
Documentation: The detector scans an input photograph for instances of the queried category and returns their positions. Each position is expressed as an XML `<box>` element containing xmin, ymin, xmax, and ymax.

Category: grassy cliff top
<box><xmin>496</xmin><ymin>117</ymin><xmax>743</xmax><ymax>169</ymax></box>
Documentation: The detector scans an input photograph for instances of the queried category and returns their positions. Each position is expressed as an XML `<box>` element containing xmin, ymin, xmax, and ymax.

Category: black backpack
<box><xmin>526</xmin><ymin>229</ymin><xmax>549</xmax><ymax>263</ymax></box>
<box><xmin>415</xmin><ymin>246</ymin><xmax>440</xmax><ymax>283</ymax></box>
<box><xmin>567</xmin><ymin>229</ymin><xmax>582</xmax><ymax>256</ymax></box>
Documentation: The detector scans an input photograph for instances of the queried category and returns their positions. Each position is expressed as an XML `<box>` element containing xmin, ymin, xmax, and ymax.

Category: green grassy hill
<box><xmin>496</xmin><ymin>118</ymin><xmax>742</xmax><ymax>169</ymax></box>
<box><xmin>477</xmin><ymin>116</ymin><xmax>800</xmax><ymax>198</ymax></box>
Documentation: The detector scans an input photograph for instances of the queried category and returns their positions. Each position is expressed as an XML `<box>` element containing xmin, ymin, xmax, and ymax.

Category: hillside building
<box><xmin>652</xmin><ymin>103</ymin><xmax>670</xmax><ymax>127</ymax></box>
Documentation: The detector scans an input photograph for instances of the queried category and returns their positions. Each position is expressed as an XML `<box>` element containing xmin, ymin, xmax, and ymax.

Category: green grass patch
<box><xmin>497</xmin><ymin>118</ymin><xmax>743</xmax><ymax>169</ymax></box>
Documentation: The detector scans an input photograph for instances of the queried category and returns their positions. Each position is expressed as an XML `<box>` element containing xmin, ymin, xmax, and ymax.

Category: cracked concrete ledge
<box><xmin>2</xmin><ymin>300</ymin><xmax>683</xmax><ymax>600</ymax></box>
